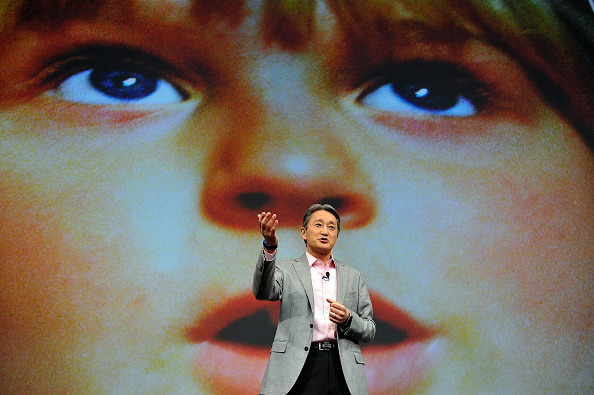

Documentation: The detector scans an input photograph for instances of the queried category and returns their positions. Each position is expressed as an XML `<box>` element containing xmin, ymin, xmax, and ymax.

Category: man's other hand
<box><xmin>327</xmin><ymin>298</ymin><xmax>351</xmax><ymax>324</ymax></box>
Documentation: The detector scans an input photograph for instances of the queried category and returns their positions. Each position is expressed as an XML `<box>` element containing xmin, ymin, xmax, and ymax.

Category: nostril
<box><xmin>237</xmin><ymin>192</ymin><xmax>271</xmax><ymax>210</ymax></box>
<box><xmin>202</xmin><ymin>180</ymin><xmax>374</xmax><ymax>230</ymax></box>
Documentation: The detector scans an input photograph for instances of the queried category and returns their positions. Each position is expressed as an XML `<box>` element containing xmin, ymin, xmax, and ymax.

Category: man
<box><xmin>253</xmin><ymin>204</ymin><xmax>375</xmax><ymax>394</ymax></box>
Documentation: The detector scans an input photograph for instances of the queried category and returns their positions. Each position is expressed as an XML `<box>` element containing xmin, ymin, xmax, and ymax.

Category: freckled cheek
<box><xmin>0</xmin><ymin>149</ymin><xmax>194</xmax><ymax>308</ymax></box>
<box><xmin>0</xmin><ymin>208</ymin><xmax>113</xmax><ymax>339</ymax></box>
<box><xmin>0</xmin><ymin>194</ymin><xmax>176</xmax><ymax>347</ymax></box>
<box><xmin>487</xmin><ymin>179</ymin><xmax>580</xmax><ymax>241</ymax></box>
<box><xmin>0</xmin><ymin>123</ymin><xmax>216</xmax><ymax>302</ymax></box>
<box><xmin>449</xmin><ymin>170</ymin><xmax>592</xmax><ymax>293</ymax></box>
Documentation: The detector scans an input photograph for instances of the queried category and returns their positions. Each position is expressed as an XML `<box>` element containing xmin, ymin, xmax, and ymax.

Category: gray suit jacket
<box><xmin>253</xmin><ymin>252</ymin><xmax>376</xmax><ymax>395</ymax></box>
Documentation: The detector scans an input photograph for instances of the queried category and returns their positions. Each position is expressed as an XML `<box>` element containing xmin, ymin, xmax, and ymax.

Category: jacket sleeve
<box><xmin>252</xmin><ymin>250</ymin><xmax>283</xmax><ymax>301</ymax></box>
<box><xmin>339</xmin><ymin>272</ymin><xmax>375</xmax><ymax>343</ymax></box>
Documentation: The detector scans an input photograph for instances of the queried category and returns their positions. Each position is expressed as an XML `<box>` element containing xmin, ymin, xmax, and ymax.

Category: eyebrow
<box><xmin>2</xmin><ymin>0</ymin><xmax>473</xmax><ymax>51</ymax></box>
<box><xmin>8</xmin><ymin>0</ymin><xmax>115</xmax><ymax>28</ymax></box>
<box><xmin>3</xmin><ymin>0</ymin><xmax>314</xmax><ymax>49</ymax></box>
<box><xmin>330</xmin><ymin>2</ymin><xmax>474</xmax><ymax>62</ymax></box>
<box><xmin>2</xmin><ymin>0</ymin><xmax>244</xmax><ymax>31</ymax></box>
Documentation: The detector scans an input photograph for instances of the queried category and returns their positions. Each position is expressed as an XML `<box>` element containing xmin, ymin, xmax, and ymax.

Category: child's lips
<box><xmin>187</xmin><ymin>291</ymin><xmax>438</xmax><ymax>394</ymax></box>
<box><xmin>187</xmin><ymin>293</ymin><xmax>277</xmax><ymax>394</ymax></box>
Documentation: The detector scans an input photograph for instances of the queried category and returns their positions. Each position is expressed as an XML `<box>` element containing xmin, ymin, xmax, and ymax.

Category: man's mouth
<box><xmin>187</xmin><ymin>291</ymin><xmax>438</xmax><ymax>394</ymax></box>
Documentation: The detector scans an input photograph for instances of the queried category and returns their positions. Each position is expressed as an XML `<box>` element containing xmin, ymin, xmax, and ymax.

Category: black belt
<box><xmin>312</xmin><ymin>341</ymin><xmax>337</xmax><ymax>351</ymax></box>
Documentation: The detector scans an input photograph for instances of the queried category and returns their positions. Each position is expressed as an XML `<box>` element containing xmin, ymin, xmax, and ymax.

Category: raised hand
<box><xmin>258</xmin><ymin>212</ymin><xmax>279</xmax><ymax>251</ymax></box>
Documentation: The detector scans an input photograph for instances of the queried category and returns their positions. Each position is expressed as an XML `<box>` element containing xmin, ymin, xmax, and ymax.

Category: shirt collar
<box><xmin>305</xmin><ymin>251</ymin><xmax>335</xmax><ymax>268</ymax></box>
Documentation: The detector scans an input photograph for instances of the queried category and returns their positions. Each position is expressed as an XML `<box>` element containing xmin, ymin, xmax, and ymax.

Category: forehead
<box><xmin>309</xmin><ymin>210</ymin><xmax>337</xmax><ymax>224</ymax></box>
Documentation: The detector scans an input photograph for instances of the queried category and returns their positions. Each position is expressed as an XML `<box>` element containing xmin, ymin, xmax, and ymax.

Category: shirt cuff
<box><xmin>340</xmin><ymin>310</ymin><xmax>353</xmax><ymax>328</ymax></box>
<box><xmin>263</xmin><ymin>249</ymin><xmax>276</xmax><ymax>260</ymax></box>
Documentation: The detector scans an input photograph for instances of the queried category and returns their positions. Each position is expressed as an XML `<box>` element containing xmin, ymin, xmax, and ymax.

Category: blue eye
<box><xmin>90</xmin><ymin>68</ymin><xmax>158</xmax><ymax>100</ymax></box>
<box><xmin>358</xmin><ymin>61</ymin><xmax>491</xmax><ymax>117</ymax></box>
<box><xmin>43</xmin><ymin>47</ymin><xmax>188</xmax><ymax>105</ymax></box>
<box><xmin>52</xmin><ymin>67</ymin><xmax>184</xmax><ymax>104</ymax></box>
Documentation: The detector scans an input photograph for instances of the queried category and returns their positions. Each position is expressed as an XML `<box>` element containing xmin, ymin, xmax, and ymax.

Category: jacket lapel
<box><xmin>335</xmin><ymin>259</ymin><xmax>347</xmax><ymax>304</ymax></box>
<box><xmin>293</xmin><ymin>254</ymin><xmax>315</xmax><ymax>311</ymax></box>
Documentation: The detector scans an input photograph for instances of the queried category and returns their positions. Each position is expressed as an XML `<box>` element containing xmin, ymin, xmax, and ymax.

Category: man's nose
<box><xmin>200</xmin><ymin>80</ymin><xmax>375</xmax><ymax>230</ymax></box>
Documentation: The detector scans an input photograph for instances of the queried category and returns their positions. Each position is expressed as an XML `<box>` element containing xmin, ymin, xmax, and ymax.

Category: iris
<box><xmin>90</xmin><ymin>69</ymin><xmax>158</xmax><ymax>100</ymax></box>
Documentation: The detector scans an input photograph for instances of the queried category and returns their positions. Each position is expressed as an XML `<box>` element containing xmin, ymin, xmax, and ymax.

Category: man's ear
<box><xmin>300</xmin><ymin>227</ymin><xmax>306</xmax><ymax>239</ymax></box>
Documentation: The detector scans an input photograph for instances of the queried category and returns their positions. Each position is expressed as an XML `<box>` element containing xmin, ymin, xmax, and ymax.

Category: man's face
<box><xmin>301</xmin><ymin>210</ymin><xmax>339</xmax><ymax>258</ymax></box>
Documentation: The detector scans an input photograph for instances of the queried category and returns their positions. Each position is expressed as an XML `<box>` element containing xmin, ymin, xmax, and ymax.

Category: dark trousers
<box><xmin>287</xmin><ymin>344</ymin><xmax>350</xmax><ymax>395</ymax></box>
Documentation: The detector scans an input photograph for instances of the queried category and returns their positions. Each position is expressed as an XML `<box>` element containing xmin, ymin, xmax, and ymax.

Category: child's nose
<box><xmin>200</xmin><ymin>99</ymin><xmax>375</xmax><ymax>230</ymax></box>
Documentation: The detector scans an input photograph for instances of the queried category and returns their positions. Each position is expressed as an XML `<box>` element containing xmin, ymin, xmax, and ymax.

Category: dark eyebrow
<box><xmin>9</xmin><ymin>0</ymin><xmax>115</xmax><ymax>29</ymax></box>
<box><xmin>4</xmin><ymin>0</ymin><xmax>313</xmax><ymax>50</ymax></box>
<box><xmin>333</xmin><ymin>17</ymin><xmax>472</xmax><ymax>75</ymax></box>
<box><xmin>3</xmin><ymin>0</ymin><xmax>473</xmax><ymax>54</ymax></box>
<box><xmin>3</xmin><ymin>0</ymin><xmax>247</xmax><ymax>31</ymax></box>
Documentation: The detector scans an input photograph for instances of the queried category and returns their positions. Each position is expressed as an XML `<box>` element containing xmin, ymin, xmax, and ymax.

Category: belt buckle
<box><xmin>318</xmin><ymin>342</ymin><xmax>333</xmax><ymax>351</ymax></box>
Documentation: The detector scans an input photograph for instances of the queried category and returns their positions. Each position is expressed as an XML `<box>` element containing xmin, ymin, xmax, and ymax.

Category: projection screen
<box><xmin>0</xmin><ymin>0</ymin><xmax>592</xmax><ymax>393</ymax></box>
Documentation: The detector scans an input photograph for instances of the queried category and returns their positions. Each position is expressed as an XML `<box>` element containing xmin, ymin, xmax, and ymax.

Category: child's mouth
<box><xmin>187</xmin><ymin>291</ymin><xmax>439</xmax><ymax>394</ymax></box>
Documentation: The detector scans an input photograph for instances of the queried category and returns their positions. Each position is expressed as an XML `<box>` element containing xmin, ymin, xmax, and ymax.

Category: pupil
<box><xmin>90</xmin><ymin>69</ymin><xmax>158</xmax><ymax>100</ymax></box>
<box><xmin>393</xmin><ymin>81</ymin><xmax>459</xmax><ymax>111</ymax></box>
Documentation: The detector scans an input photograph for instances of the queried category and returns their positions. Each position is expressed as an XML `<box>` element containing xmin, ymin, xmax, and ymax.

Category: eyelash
<box><xmin>36</xmin><ymin>47</ymin><xmax>492</xmax><ymax>118</ymax></box>
<box><xmin>355</xmin><ymin>60</ymin><xmax>494</xmax><ymax>117</ymax></box>
<box><xmin>40</xmin><ymin>47</ymin><xmax>189</xmax><ymax>104</ymax></box>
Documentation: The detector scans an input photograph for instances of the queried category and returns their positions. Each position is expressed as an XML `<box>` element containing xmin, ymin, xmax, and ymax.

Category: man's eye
<box><xmin>357</xmin><ymin>61</ymin><xmax>491</xmax><ymax>117</ymax></box>
<box><xmin>49</xmin><ymin>67</ymin><xmax>185</xmax><ymax>104</ymax></box>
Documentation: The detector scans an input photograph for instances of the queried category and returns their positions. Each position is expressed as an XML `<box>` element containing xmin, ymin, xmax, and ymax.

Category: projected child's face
<box><xmin>0</xmin><ymin>0</ymin><xmax>592</xmax><ymax>393</ymax></box>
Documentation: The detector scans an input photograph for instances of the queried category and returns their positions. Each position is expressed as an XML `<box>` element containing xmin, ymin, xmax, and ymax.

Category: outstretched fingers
<box><xmin>257</xmin><ymin>212</ymin><xmax>279</xmax><ymax>246</ymax></box>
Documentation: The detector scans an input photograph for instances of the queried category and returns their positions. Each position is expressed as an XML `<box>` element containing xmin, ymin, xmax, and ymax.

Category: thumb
<box><xmin>326</xmin><ymin>298</ymin><xmax>336</xmax><ymax>304</ymax></box>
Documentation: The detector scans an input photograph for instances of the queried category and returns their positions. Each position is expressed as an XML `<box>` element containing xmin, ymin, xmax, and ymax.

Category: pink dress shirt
<box><xmin>263</xmin><ymin>250</ymin><xmax>338</xmax><ymax>341</ymax></box>
<box><xmin>305</xmin><ymin>252</ymin><xmax>338</xmax><ymax>342</ymax></box>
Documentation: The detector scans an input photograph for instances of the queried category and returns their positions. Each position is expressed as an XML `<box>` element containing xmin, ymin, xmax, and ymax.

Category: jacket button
<box><xmin>305</xmin><ymin>347</ymin><xmax>309</xmax><ymax>351</ymax></box>
<box><xmin>310</xmin><ymin>324</ymin><xmax>313</xmax><ymax>328</ymax></box>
